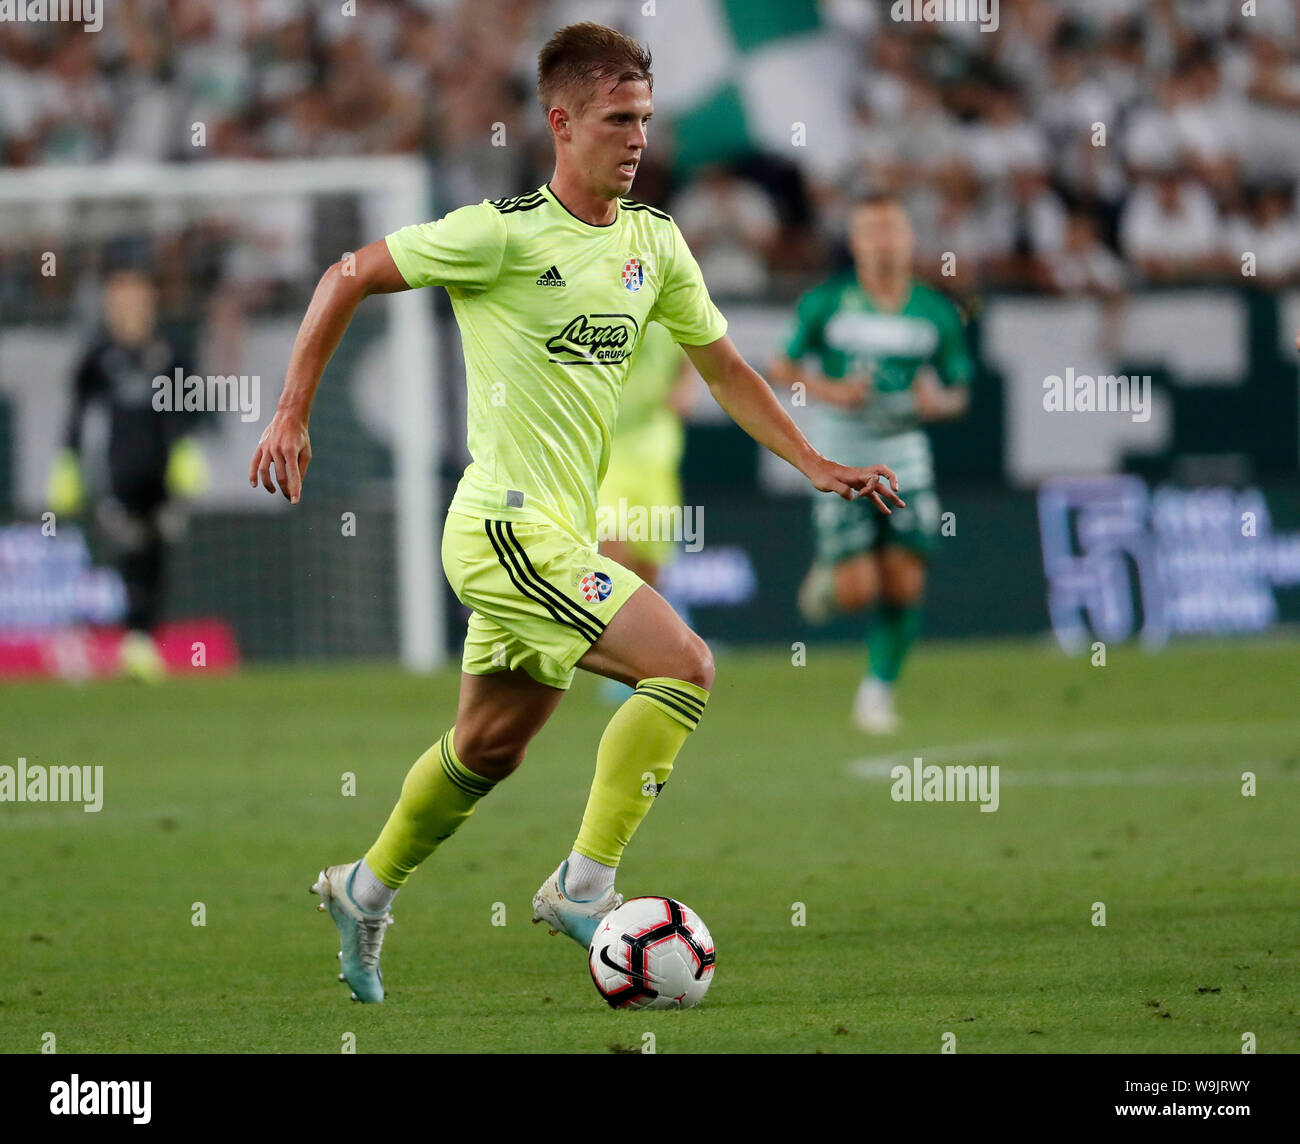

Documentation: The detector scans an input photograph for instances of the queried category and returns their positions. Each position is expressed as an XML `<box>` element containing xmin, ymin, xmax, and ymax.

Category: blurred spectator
<box><xmin>1226</xmin><ymin>183</ymin><xmax>1300</xmax><ymax>287</ymax></box>
<box><xmin>1124</xmin><ymin>71</ymin><xmax>1186</xmax><ymax>177</ymax></box>
<box><xmin>1044</xmin><ymin>208</ymin><xmax>1128</xmax><ymax>297</ymax></box>
<box><xmin>844</xmin><ymin>98</ymin><xmax>905</xmax><ymax>198</ymax></box>
<box><xmin>857</xmin><ymin>29</ymin><xmax>914</xmax><ymax>126</ymax></box>
<box><xmin>32</xmin><ymin>34</ymin><xmax>116</xmax><ymax>164</ymax></box>
<box><xmin>979</xmin><ymin>165</ymin><xmax>1069</xmax><ymax>289</ymax></box>
<box><xmin>909</xmin><ymin>165</ymin><xmax>988</xmax><ymax>297</ymax></box>
<box><xmin>963</xmin><ymin>80</ymin><xmax>1051</xmax><ymax>186</ymax></box>
<box><xmin>173</xmin><ymin>0</ymin><xmax>256</xmax><ymax>154</ymax></box>
<box><xmin>1120</xmin><ymin>167</ymin><xmax>1221</xmax><ymax>281</ymax></box>
<box><xmin>672</xmin><ymin>166</ymin><xmax>779</xmax><ymax>297</ymax></box>
<box><xmin>1172</xmin><ymin>42</ymin><xmax>1245</xmax><ymax>196</ymax></box>
<box><xmin>1037</xmin><ymin>29</ymin><xmax>1119</xmax><ymax>149</ymax></box>
<box><xmin>894</xmin><ymin>74</ymin><xmax>964</xmax><ymax>183</ymax></box>
<box><xmin>1244</xmin><ymin>33</ymin><xmax>1300</xmax><ymax>111</ymax></box>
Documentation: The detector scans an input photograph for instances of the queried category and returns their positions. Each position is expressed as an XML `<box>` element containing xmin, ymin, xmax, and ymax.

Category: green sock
<box><xmin>364</xmin><ymin>726</ymin><xmax>496</xmax><ymax>888</ymax></box>
<box><xmin>866</xmin><ymin>603</ymin><xmax>923</xmax><ymax>684</ymax></box>
<box><xmin>573</xmin><ymin>677</ymin><xmax>709</xmax><ymax>867</ymax></box>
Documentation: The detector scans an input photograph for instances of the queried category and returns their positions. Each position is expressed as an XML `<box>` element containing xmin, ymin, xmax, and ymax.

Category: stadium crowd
<box><xmin>2</xmin><ymin>0</ymin><xmax>1300</xmax><ymax>310</ymax></box>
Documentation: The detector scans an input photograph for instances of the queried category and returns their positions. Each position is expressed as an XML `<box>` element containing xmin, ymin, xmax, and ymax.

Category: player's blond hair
<box><xmin>537</xmin><ymin>22</ymin><xmax>653</xmax><ymax>118</ymax></box>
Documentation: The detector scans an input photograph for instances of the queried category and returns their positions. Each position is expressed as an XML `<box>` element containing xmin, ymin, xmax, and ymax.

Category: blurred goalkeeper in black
<box><xmin>47</xmin><ymin>267</ymin><xmax>208</xmax><ymax>682</ymax></box>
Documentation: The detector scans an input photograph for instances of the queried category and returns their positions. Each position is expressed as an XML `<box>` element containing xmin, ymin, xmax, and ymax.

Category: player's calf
<box><xmin>536</xmin><ymin>673</ymin><xmax>710</xmax><ymax>947</ymax></box>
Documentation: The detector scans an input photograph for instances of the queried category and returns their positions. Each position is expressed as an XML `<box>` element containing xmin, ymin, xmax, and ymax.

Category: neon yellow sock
<box><xmin>364</xmin><ymin>727</ymin><xmax>495</xmax><ymax>888</ymax></box>
<box><xmin>573</xmin><ymin>677</ymin><xmax>709</xmax><ymax>867</ymax></box>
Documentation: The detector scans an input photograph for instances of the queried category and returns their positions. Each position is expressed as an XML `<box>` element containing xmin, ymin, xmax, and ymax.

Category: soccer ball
<box><xmin>588</xmin><ymin>896</ymin><xmax>716</xmax><ymax>1010</ymax></box>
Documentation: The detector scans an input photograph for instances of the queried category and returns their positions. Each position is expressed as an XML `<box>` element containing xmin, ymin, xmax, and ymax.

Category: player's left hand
<box><xmin>806</xmin><ymin>458</ymin><xmax>904</xmax><ymax>514</ymax></box>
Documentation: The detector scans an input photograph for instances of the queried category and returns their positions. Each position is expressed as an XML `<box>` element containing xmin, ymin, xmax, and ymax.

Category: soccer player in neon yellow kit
<box><xmin>250</xmin><ymin>23</ymin><xmax>902</xmax><ymax>1003</ymax></box>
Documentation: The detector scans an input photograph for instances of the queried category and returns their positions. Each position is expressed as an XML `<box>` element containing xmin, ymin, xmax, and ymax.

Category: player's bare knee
<box><xmin>881</xmin><ymin>570</ymin><xmax>925</xmax><ymax>608</ymax></box>
<box><xmin>836</xmin><ymin>573</ymin><xmax>877</xmax><ymax>611</ymax></box>
<box><xmin>676</xmin><ymin>633</ymin><xmax>714</xmax><ymax>691</ymax></box>
<box><xmin>834</xmin><ymin>559</ymin><xmax>876</xmax><ymax>612</ymax></box>
<box><xmin>840</xmin><ymin>585</ymin><xmax>877</xmax><ymax>612</ymax></box>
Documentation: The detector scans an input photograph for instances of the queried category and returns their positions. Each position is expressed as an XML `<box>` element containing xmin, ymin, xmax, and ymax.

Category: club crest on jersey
<box><xmin>578</xmin><ymin>570</ymin><xmax>614</xmax><ymax>603</ymax></box>
<box><xmin>621</xmin><ymin>257</ymin><xmax>644</xmax><ymax>292</ymax></box>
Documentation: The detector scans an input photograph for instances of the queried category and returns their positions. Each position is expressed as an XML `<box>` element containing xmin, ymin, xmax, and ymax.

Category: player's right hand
<box><xmin>250</xmin><ymin>412</ymin><xmax>312</xmax><ymax>504</ymax></box>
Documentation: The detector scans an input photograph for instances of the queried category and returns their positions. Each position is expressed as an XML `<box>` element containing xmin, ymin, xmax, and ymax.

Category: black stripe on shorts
<box><xmin>483</xmin><ymin>519</ymin><xmax>606</xmax><ymax>644</ymax></box>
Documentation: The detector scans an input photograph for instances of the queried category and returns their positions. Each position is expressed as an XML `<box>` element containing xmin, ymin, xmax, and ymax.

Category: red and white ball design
<box><xmin>588</xmin><ymin>896</ymin><xmax>716</xmax><ymax>1010</ymax></box>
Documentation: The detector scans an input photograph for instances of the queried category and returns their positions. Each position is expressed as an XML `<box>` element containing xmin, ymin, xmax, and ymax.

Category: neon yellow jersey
<box><xmin>610</xmin><ymin>321</ymin><xmax>685</xmax><ymax>470</ymax></box>
<box><xmin>385</xmin><ymin>183</ymin><xmax>726</xmax><ymax>546</ymax></box>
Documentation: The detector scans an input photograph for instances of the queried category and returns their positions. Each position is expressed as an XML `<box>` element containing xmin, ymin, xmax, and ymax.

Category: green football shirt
<box><xmin>783</xmin><ymin>274</ymin><xmax>971</xmax><ymax>488</ymax></box>
<box><xmin>386</xmin><ymin>183</ymin><xmax>727</xmax><ymax>546</ymax></box>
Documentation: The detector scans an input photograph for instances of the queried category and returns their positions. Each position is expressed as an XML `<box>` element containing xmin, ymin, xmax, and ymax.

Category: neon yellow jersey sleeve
<box><xmin>385</xmin><ymin>202</ymin><xmax>507</xmax><ymax>294</ymax></box>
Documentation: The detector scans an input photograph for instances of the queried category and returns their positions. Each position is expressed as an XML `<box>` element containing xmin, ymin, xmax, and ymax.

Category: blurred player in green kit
<box><xmin>597</xmin><ymin>321</ymin><xmax>696</xmax><ymax>701</ymax></box>
<box><xmin>598</xmin><ymin>321</ymin><xmax>695</xmax><ymax>586</ymax></box>
<box><xmin>771</xmin><ymin>193</ymin><xmax>972</xmax><ymax>734</ymax></box>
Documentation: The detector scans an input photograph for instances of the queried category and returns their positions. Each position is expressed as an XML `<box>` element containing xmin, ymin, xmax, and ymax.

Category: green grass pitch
<box><xmin>1</xmin><ymin>636</ymin><xmax>1296</xmax><ymax>1054</ymax></box>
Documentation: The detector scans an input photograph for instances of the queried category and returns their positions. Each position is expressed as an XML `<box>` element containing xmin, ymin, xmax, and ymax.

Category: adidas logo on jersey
<box><xmin>536</xmin><ymin>265</ymin><xmax>566</xmax><ymax>287</ymax></box>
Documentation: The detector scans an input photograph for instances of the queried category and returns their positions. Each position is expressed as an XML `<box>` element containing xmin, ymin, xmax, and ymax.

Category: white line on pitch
<box><xmin>845</xmin><ymin>722</ymin><xmax>1300</xmax><ymax>786</ymax></box>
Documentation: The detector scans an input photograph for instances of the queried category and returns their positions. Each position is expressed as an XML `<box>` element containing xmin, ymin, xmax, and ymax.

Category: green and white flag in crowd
<box><xmin>638</xmin><ymin>0</ymin><xmax>856</xmax><ymax>178</ymax></box>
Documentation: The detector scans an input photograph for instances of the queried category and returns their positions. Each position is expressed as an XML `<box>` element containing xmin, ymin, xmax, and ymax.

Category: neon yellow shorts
<box><xmin>441</xmin><ymin>510</ymin><xmax>645</xmax><ymax>690</ymax></box>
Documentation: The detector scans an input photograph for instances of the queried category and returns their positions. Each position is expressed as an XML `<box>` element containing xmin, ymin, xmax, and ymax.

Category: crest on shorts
<box><xmin>621</xmin><ymin>257</ymin><xmax>644</xmax><ymax>292</ymax></box>
<box><xmin>578</xmin><ymin>570</ymin><xmax>614</xmax><ymax>602</ymax></box>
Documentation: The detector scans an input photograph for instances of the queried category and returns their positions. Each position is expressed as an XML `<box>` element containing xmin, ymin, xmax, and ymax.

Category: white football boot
<box><xmin>532</xmin><ymin>860</ymin><xmax>623</xmax><ymax>949</ymax></box>
<box><xmin>853</xmin><ymin>676</ymin><xmax>900</xmax><ymax>735</ymax></box>
<box><xmin>311</xmin><ymin>862</ymin><xmax>394</xmax><ymax>1003</ymax></box>
<box><xmin>796</xmin><ymin>563</ymin><xmax>837</xmax><ymax>627</ymax></box>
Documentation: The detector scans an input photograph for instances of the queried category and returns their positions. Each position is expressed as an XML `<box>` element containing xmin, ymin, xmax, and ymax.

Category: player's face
<box><xmin>103</xmin><ymin>273</ymin><xmax>157</xmax><ymax>347</ymax></box>
<box><xmin>850</xmin><ymin>202</ymin><xmax>915</xmax><ymax>280</ymax></box>
<box><xmin>570</xmin><ymin>79</ymin><xmax>653</xmax><ymax>199</ymax></box>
